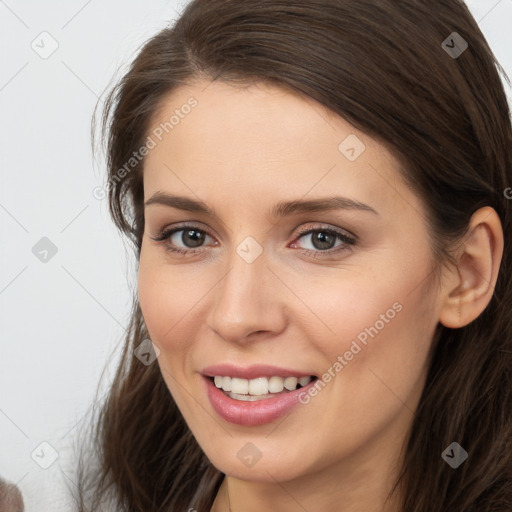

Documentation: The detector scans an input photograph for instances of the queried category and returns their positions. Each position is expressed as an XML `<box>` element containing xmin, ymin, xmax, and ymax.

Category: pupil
<box><xmin>313</xmin><ymin>231</ymin><xmax>335</xmax><ymax>250</ymax></box>
<box><xmin>183</xmin><ymin>229</ymin><xmax>205</xmax><ymax>248</ymax></box>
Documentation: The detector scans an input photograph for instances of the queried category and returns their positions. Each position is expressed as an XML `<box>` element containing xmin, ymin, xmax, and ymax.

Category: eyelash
<box><xmin>150</xmin><ymin>223</ymin><xmax>357</xmax><ymax>258</ymax></box>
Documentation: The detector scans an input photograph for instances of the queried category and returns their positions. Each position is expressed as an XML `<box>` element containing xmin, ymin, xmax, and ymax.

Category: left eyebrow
<box><xmin>270</xmin><ymin>196</ymin><xmax>379</xmax><ymax>217</ymax></box>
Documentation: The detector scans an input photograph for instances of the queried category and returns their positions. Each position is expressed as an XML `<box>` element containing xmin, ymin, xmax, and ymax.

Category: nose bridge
<box><xmin>206</xmin><ymin>242</ymin><xmax>285</xmax><ymax>342</ymax></box>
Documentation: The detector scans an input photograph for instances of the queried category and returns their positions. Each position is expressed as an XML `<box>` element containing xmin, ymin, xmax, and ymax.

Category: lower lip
<box><xmin>203</xmin><ymin>375</ymin><xmax>318</xmax><ymax>426</ymax></box>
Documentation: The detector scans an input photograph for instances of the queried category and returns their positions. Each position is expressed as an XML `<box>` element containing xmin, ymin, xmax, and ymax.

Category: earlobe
<box><xmin>439</xmin><ymin>207</ymin><xmax>504</xmax><ymax>329</ymax></box>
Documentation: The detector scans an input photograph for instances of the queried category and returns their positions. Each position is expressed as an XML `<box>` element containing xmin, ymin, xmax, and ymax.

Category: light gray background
<box><xmin>1</xmin><ymin>1</ymin><xmax>511</xmax><ymax>511</ymax></box>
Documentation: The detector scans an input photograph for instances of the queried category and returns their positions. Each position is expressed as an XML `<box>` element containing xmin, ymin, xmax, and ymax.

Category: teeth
<box><xmin>248</xmin><ymin>377</ymin><xmax>268</xmax><ymax>395</ymax></box>
<box><xmin>231</xmin><ymin>377</ymin><xmax>249</xmax><ymax>394</ymax></box>
<box><xmin>228</xmin><ymin>392</ymin><xmax>275</xmax><ymax>401</ymax></box>
<box><xmin>222</xmin><ymin>376</ymin><xmax>232</xmax><ymax>391</ymax></box>
<box><xmin>298</xmin><ymin>376</ymin><xmax>311</xmax><ymax>387</ymax></box>
<box><xmin>268</xmin><ymin>376</ymin><xmax>284</xmax><ymax>393</ymax></box>
<box><xmin>284</xmin><ymin>377</ymin><xmax>298</xmax><ymax>391</ymax></box>
<box><xmin>212</xmin><ymin>375</ymin><xmax>313</xmax><ymax>397</ymax></box>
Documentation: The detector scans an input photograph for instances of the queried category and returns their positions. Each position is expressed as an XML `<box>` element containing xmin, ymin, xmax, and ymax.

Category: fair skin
<box><xmin>137</xmin><ymin>79</ymin><xmax>503</xmax><ymax>512</ymax></box>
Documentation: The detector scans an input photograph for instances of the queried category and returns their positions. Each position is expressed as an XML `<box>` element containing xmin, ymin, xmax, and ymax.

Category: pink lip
<box><xmin>202</xmin><ymin>375</ymin><xmax>318</xmax><ymax>426</ymax></box>
<box><xmin>201</xmin><ymin>364</ymin><xmax>315</xmax><ymax>380</ymax></box>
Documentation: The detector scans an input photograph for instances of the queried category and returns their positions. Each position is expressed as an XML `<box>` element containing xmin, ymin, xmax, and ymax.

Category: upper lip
<box><xmin>201</xmin><ymin>364</ymin><xmax>316</xmax><ymax>380</ymax></box>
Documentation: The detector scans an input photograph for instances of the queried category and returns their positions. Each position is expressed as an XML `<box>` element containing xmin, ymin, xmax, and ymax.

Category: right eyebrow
<box><xmin>145</xmin><ymin>192</ymin><xmax>217</xmax><ymax>217</ymax></box>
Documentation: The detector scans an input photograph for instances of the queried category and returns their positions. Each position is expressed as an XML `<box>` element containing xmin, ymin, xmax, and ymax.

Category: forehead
<box><xmin>142</xmin><ymin>79</ymin><xmax>422</xmax><ymax>221</ymax></box>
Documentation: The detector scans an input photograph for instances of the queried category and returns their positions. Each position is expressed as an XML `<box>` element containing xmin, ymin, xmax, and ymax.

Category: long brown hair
<box><xmin>76</xmin><ymin>1</ymin><xmax>512</xmax><ymax>510</ymax></box>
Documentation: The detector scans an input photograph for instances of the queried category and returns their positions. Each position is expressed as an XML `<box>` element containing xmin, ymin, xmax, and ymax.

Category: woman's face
<box><xmin>138</xmin><ymin>79</ymin><xmax>443</xmax><ymax>483</ymax></box>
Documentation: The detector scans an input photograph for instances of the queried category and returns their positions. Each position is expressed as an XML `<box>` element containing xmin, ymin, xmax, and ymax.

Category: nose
<box><xmin>206</xmin><ymin>246</ymin><xmax>287</xmax><ymax>344</ymax></box>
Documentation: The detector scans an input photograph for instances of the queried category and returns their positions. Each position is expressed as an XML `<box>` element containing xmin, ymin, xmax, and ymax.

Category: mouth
<box><xmin>208</xmin><ymin>375</ymin><xmax>318</xmax><ymax>401</ymax></box>
<box><xmin>202</xmin><ymin>372</ymin><xmax>320</xmax><ymax>426</ymax></box>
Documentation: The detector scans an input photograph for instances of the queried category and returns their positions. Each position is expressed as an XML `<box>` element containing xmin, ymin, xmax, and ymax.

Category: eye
<box><xmin>150</xmin><ymin>225</ymin><xmax>216</xmax><ymax>255</ymax></box>
<box><xmin>290</xmin><ymin>225</ymin><xmax>357</xmax><ymax>258</ymax></box>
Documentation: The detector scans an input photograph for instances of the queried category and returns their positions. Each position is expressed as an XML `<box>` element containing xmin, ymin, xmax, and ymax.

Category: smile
<box><xmin>201</xmin><ymin>364</ymin><xmax>319</xmax><ymax>426</ymax></box>
<box><xmin>213</xmin><ymin>375</ymin><xmax>314</xmax><ymax>399</ymax></box>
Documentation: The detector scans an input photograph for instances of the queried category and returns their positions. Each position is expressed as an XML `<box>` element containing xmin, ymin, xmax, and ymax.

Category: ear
<box><xmin>439</xmin><ymin>206</ymin><xmax>504</xmax><ymax>329</ymax></box>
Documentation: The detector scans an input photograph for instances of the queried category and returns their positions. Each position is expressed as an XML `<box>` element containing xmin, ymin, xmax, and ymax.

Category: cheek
<box><xmin>321</xmin><ymin>278</ymin><xmax>437</xmax><ymax>421</ymax></box>
<box><xmin>309</xmin><ymin>260</ymin><xmax>438</xmax><ymax>405</ymax></box>
<box><xmin>137</xmin><ymin>250</ymin><xmax>204</xmax><ymax>345</ymax></box>
<box><xmin>290</xmin><ymin>276</ymin><xmax>436</xmax><ymax>469</ymax></box>
<box><xmin>137</xmin><ymin>257</ymin><xmax>202</xmax><ymax>411</ymax></box>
